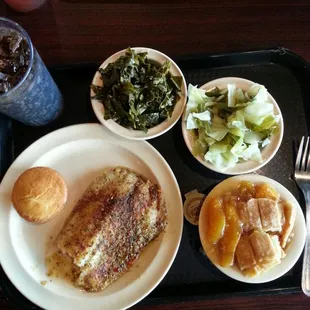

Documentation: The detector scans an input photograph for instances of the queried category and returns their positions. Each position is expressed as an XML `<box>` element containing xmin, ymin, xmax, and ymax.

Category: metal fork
<box><xmin>295</xmin><ymin>136</ymin><xmax>310</xmax><ymax>296</ymax></box>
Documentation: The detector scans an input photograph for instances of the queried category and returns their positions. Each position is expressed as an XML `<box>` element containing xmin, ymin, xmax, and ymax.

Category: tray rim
<box><xmin>45</xmin><ymin>46</ymin><xmax>310</xmax><ymax>72</ymax></box>
<box><xmin>1</xmin><ymin>46</ymin><xmax>309</xmax><ymax>309</ymax></box>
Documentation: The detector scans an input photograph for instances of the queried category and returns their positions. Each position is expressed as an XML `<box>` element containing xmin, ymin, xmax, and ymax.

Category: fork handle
<box><xmin>302</xmin><ymin>191</ymin><xmax>310</xmax><ymax>296</ymax></box>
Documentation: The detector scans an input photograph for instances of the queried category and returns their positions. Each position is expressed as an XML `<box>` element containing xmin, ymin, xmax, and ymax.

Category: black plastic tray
<box><xmin>1</xmin><ymin>47</ymin><xmax>309</xmax><ymax>309</ymax></box>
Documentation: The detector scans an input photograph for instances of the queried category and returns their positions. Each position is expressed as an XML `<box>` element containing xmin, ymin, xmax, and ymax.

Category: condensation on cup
<box><xmin>0</xmin><ymin>17</ymin><xmax>63</xmax><ymax>126</ymax></box>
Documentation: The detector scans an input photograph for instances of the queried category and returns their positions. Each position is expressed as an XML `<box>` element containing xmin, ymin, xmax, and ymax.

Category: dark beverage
<box><xmin>0</xmin><ymin>31</ymin><xmax>30</xmax><ymax>94</ymax></box>
<box><xmin>0</xmin><ymin>18</ymin><xmax>63</xmax><ymax>126</ymax></box>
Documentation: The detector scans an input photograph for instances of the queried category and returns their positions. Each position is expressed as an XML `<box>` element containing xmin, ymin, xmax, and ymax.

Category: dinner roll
<box><xmin>11</xmin><ymin>166</ymin><xmax>67</xmax><ymax>223</ymax></box>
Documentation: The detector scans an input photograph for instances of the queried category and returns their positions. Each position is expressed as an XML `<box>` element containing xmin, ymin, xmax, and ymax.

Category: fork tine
<box><xmin>306</xmin><ymin>137</ymin><xmax>310</xmax><ymax>172</ymax></box>
<box><xmin>296</xmin><ymin>136</ymin><xmax>304</xmax><ymax>171</ymax></box>
<box><xmin>301</xmin><ymin>136</ymin><xmax>309</xmax><ymax>171</ymax></box>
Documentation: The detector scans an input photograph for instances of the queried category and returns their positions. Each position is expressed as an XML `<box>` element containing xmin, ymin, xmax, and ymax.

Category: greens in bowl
<box><xmin>183</xmin><ymin>78</ymin><xmax>283</xmax><ymax>173</ymax></box>
<box><xmin>91</xmin><ymin>48</ymin><xmax>183</xmax><ymax>133</ymax></box>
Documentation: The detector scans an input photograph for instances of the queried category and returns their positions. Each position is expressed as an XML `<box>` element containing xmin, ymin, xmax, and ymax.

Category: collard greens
<box><xmin>91</xmin><ymin>48</ymin><xmax>182</xmax><ymax>132</ymax></box>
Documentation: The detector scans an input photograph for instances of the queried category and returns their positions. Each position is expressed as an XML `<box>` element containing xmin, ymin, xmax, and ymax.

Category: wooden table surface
<box><xmin>1</xmin><ymin>0</ymin><xmax>310</xmax><ymax>309</ymax></box>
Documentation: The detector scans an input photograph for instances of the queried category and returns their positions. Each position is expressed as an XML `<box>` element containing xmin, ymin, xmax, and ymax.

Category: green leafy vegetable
<box><xmin>185</xmin><ymin>84</ymin><xmax>215</xmax><ymax>120</ymax></box>
<box><xmin>185</xmin><ymin>83</ymin><xmax>281</xmax><ymax>171</ymax></box>
<box><xmin>91</xmin><ymin>48</ymin><xmax>182</xmax><ymax>132</ymax></box>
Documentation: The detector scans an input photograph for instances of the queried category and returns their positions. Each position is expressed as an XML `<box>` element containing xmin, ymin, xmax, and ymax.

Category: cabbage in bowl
<box><xmin>184</xmin><ymin>83</ymin><xmax>281</xmax><ymax>172</ymax></box>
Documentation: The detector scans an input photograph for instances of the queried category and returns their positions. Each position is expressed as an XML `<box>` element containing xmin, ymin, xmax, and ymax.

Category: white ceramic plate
<box><xmin>199</xmin><ymin>174</ymin><xmax>306</xmax><ymax>283</ymax></box>
<box><xmin>0</xmin><ymin>124</ymin><xmax>183</xmax><ymax>310</ymax></box>
<box><xmin>91</xmin><ymin>47</ymin><xmax>187</xmax><ymax>140</ymax></box>
<box><xmin>182</xmin><ymin>77</ymin><xmax>284</xmax><ymax>175</ymax></box>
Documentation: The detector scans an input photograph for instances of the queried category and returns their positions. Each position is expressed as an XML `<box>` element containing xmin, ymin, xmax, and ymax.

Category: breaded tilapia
<box><xmin>56</xmin><ymin>166</ymin><xmax>167</xmax><ymax>292</ymax></box>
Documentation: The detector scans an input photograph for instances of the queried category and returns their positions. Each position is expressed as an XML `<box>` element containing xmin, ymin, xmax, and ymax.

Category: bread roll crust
<box><xmin>11</xmin><ymin>167</ymin><xmax>67</xmax><ymax>223</ymax></box>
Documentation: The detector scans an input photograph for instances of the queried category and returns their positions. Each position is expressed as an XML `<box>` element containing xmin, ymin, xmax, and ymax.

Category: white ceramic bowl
<box><xmin>91</xmin><ymin>47</ymin><xmax>187</xmax><ymax>140</ymax></box>
<box><xmin>199</xmin><ymin>174</ymin><xmax>306</xmax><ymax>284</ymax></box>
<box><xmin>182</xmin><ymin>77</ymin><xmax>284</xmax><ymax>175</ymax></box>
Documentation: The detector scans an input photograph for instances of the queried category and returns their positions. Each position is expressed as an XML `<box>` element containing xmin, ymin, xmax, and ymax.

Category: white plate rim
<box><xmin>181</xmin><ymin>77</ymin><xmax>284</xmax><ymax>175</ymax></box>
<box><xmin>0</xmin><ymin>123</ymin><xmax>183</xmax><ymax>310</ymax></box>
<box><xmin>199</xmin><ymin>174</ymin><xmax>306</xmax><ymax>283</ymax></box>
<box><xmin>90</xmin><ymin>47</ymin><xmax>187</xmax><ymax>140</ymax></box>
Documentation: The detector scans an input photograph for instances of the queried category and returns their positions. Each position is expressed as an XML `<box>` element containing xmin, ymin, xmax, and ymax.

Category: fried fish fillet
<box><xmin>56</xmin><ymin>166</ymin><xmax>167</xmax><ymax>292</ymax></box>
